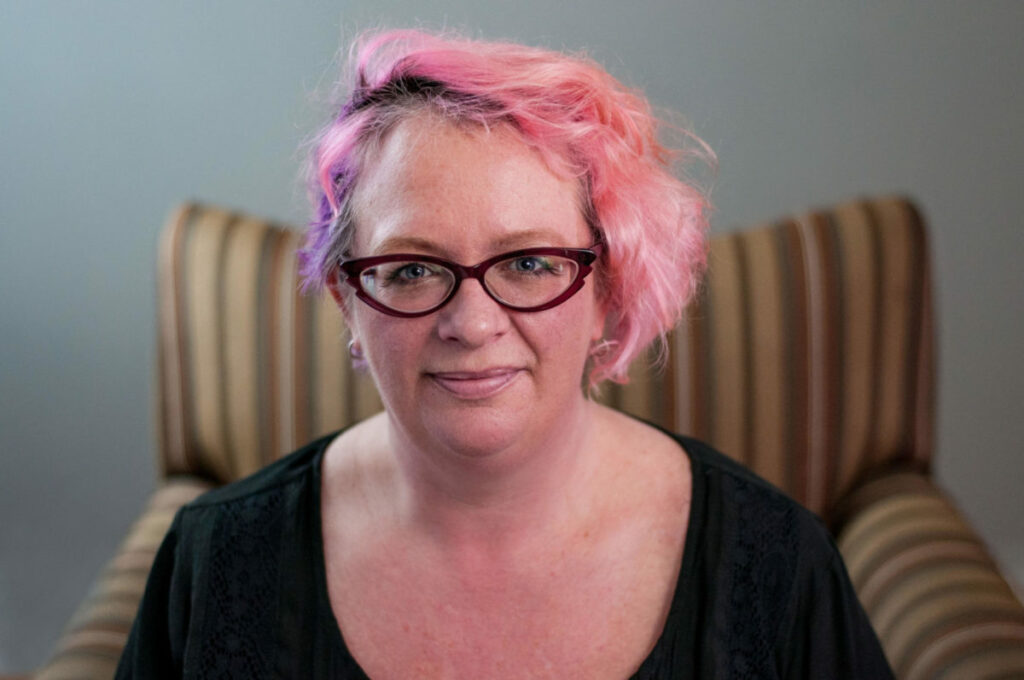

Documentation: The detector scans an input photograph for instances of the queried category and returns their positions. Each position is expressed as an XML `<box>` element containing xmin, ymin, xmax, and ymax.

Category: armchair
<box><xmin>31</xmin><ymin>196</ymin><xmax>1024</xmax><ymax>678</ymax></box>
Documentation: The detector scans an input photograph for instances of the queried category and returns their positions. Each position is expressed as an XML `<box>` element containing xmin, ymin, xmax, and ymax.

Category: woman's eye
<box><xmin>510</xmin><ymin>256</ymin><xmax>553</xmax><ymax>273</ymax></box>
<box><xmin>383</xmin><ymin>262</ymin><xmax>438</xmax><ymax>284</ymax></box>
<box><xmin>397</xmin><ymin>263</ymin><xmax>427</xmax><ymax>279</ymax></box>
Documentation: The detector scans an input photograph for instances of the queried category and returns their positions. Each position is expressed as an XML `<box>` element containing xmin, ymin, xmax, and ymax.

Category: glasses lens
<box><xmin>359</xmin><ymin>260</ymin><xmax>455</xmax><ymax>313</ymax></box>
<box><xmin>484</xmin><ymin>254</ymin><xmax>580</xmax><ymax>308</ymax></box>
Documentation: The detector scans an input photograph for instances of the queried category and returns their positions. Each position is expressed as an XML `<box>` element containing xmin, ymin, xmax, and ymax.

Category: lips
<box><xmin>427</xmin><ymin>367</ymin><xmax>523</xmax><ymax>400</ymax></box>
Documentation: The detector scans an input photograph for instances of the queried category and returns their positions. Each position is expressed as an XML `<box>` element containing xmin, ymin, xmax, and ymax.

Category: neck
<box><xmin>385</xmin><ymin>398</ymin><xmax>600</xmax><ymax>554</ymax></box>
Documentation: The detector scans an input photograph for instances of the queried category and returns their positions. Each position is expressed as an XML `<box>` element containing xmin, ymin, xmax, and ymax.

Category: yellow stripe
<box><xmin>888</xmin><ymin>589</ymin><xmax>1024</xmax><ymax>668</ymax></box>
<box><xmin>275</xmin><ymin>229</ymin><xmax>301</xmax><ymax>456</ymax></box>
<box><xmin>911</xmin><ymin>631</ymin><xmax>1024</xmax><ymax>680</ymax></box>
<box><xmin>36</xmin><ymin>654</ymin><xmax>120</xmax><ymax>679</ymax></box>
<box><xmin>313</xmin><ymin>289</ymin><xmax>348</xmax><ymax>436</ymax></box>
<box><xmin>668</xmin><ymin>319</ymin><xmax>692</xmax><ymax>434</ymax></box>
<box><xmin>839</xmin><ymin>493</ymin><xmax>951</xmax><ymax>563</ymax></box>
<box><xmin>222</xmin><ymin>217</ymin><xmax>269</xmax><ymax>477</ymax></box>
<box><xmin>156</xmin><ymin>205</ymin><xmax>193</xmax><ymax>474</ymax></box>
<box><xmin>833</xmin><ymin>202</ymin><xmax>878</xmax><ymax>496</ymax></box>
<box><xmin>186</xmin><ymin>208</ymin><xmax>234</xmax><ymax>480</ymax></box>
<box><xmin>873</xmin><ymin>564</ymin><xmax>1017</xmax><ymax>637</ymax></box>
<box><xmin>705</xmin><ymin>235</ymin><xmax>746</xmax><ymax>459</ymax></box>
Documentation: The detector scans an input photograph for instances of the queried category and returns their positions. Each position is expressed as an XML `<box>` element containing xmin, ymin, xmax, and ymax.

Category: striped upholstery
<box><xmin>156</xmin><ymin>197</ymin><xmax>933</xmax><ymax>520</ymax></box>
<box><xmin>34</xmin><ymin>477</ymin><xmax>212</xmax><ymax>679</ymax></box>
<box><xmin>32</xmin><ymin>196</ymin><xmax>1023</xmax><ymax>678</ymax></box>
<box><xmin>602</xmin><ymin>196</ymin><xmax>934</xmax><ymax>520</ymax></box>
<box><xmin>838</xmin><ymin>473</ymin><xmax>1024</xmax><ymax>679</ymax></box>
<box><xmin>155</xmin><ymin>204</ymin><xmax>382</xmax><ymax>483</ymax></box>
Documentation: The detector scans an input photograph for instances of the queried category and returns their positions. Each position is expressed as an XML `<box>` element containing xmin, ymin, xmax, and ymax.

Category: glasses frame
<box><xmin>339</xmin><ymin>244</ymin><xmax>603</xmax><ymax>318</ymax></box>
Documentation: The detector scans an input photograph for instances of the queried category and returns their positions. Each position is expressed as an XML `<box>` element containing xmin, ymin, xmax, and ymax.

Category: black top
<box><xmin>116</xmin><ymin>431</ymin><xmax>894</xmax><ymax>679</ymax></box>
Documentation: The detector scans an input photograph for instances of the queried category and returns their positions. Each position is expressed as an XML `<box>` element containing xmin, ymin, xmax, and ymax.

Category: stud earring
<box><xmin>347</xmin><ymin>338</ymin><xmax>364</xmax><ymax>360</ymax></box>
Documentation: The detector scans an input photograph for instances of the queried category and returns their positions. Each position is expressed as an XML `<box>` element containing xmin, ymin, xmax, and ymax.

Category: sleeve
<box><xmin>774</xmin><ymin>526</ymin><xmax>895</xmax><ymax>680</ymax></box>
<box><xmin>115</xmin><ymin>510</ymin><xmax>192</xmax><ymax>679</ymax></box>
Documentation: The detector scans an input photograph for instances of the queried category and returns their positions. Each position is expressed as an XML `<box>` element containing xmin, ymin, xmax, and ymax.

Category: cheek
<box><xmin>356</xmin><ymin>314</ymin><xmax>431</xmax><ymax>381</ymax></box>
<box><xmin>531</xmin><ymin>297</ymin><xmax>603</xmax><ymax>364</ymax></box>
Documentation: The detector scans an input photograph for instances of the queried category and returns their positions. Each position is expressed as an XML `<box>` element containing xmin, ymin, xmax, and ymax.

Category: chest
<box><xmin>324</xmin><ymin>535</ymin><xmax>682</xmax><ymax>680</ymax></box>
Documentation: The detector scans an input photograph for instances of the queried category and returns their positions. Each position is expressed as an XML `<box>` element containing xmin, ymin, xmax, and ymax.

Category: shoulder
<box><xmin>184</xmin><ymin>431</ymin><xmax>336</xmax><ymax>510</ymax></box>
<box><xmin>673</xmin><ymin>433</ymin><xmax>836</xmax><ymax>559</ymax></box>
<box><xmin>143</xmin><ymin>434</ymin><xmax>340</xmax><ymax>675</ymax></box>
<box><xmin>168</xmin><ymin>431</ymin><xmax>338</xmax><ymax>568</ymax></box>
<box><xmin>667</xmin><ymin>435</ymin><xmax>892</xmax><ymax>678</ymax></box>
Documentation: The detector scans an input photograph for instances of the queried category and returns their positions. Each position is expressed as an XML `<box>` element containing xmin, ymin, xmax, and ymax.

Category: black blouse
<box><xmin>116</xmin><ymin>431</ymin><xmax>894</xmax><ymax>679</ymax></box>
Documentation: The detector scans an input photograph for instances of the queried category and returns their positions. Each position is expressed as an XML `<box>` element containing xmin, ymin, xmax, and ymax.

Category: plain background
<box><xmin>2</xmin><ymin>1</ymin><xmax>1022</xmax><ymax>671</ymax></box>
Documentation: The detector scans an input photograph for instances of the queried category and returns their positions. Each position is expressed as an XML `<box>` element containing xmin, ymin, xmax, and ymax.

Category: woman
<box><xmin>118</xmin><ymin>29</ymin><xmax>893</xmax><ymax>679</ymax></box>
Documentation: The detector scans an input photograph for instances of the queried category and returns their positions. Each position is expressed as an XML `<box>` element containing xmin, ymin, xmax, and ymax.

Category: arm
<box><xmin>837</xmin><ymin>472</ymin><xmax>1024</xmax><ymax>679</ymax></box>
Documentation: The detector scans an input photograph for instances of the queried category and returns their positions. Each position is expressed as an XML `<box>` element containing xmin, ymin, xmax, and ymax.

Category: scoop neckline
<box><xmin>309</xmin><ymin>427</ymin><xmax>705</xmax><ymax>679</ymax></box>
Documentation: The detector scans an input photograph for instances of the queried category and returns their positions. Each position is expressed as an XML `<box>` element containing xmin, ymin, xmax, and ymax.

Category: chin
<box><xmin>420</xmin><ymin>403</ymin><xmax>530</xmax><ymax>460</ymax></box>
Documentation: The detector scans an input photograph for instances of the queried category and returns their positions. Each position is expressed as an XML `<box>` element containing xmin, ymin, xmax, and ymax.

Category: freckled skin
<box><xmin>336</xmin><ymin>115</ymin><xmax>605</xmax><ymax>468</ymax></box>
<box><xmin>322</xmin><ymin>116</ymin><xmax>692</xmax><ymax>679</ymax></box>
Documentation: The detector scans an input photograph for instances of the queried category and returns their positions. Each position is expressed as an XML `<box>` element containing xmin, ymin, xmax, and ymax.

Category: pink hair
<box><xmin>300</xmin><ymin>29</ymin><xmax>714</xmax><ymax>387</ymax></box>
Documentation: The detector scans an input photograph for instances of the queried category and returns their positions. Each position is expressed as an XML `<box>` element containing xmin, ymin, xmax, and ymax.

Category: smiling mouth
<box><xmin>427</xmin><ymin>368</ymin><xmax>522</xmax><ymax>400</ymax></box>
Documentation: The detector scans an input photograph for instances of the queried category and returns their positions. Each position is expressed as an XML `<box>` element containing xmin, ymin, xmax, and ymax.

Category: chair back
<box><xmin>156</xmin><ymin>196</ymin><xmax>935</xmax><ymax>520</ymax></box>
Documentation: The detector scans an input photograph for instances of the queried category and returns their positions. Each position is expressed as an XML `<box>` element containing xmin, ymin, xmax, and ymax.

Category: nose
<box><xmin>435</xmin><ymin>278</ymin><xmax>510</xmax><ymax>347</ymax></box>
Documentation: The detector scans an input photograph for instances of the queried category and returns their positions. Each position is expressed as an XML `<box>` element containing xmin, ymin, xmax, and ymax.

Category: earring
<box><xmin>348</xmin><ymin>338</ymin><xmax>364</xmax><ymax>360</ymax></box>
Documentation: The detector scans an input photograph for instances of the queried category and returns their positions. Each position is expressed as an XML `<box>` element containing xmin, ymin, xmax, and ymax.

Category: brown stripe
<box><xmin>862</xmin><ymin>201</ymin><xmax>887</xmax><ymax>472</ymax></box>
<box><xmin>276</xmin><ymin>230</ymin><xmax>301</xmax><ymax>456</ymax></box>
<box><xmin>315</xmin><ymin>288</ymin><xmax>346</xmax><ymax>434</ymax></box>
<box><xmin>213</xmin><ymin>215</ymin><xmax>242</xmax><ymax>477</ymax></box>
<box><xmin>233</xmin><ymin>218</ymin><xmax>276</xmax><ymax>475</ymax></box>
<box><xmin>659</xmin><ymin>329</ymin><xmax>677</xmax><ymax>430</ymax></box>
<box><xmin>871</xmin><ymin>564</ymin><xmax>1015</xmax><ymax>636</ymax></box>
<box><xmin>812</xmin><ymin>212</ymin><xmax>844</xmax><ymax>508</ymax></box>
<box><xmin>899</xmin><ymin>199</ymin><xmax>933</xmax><ymax>469</ymax></box>
<box><xmin>911</xmin><ymin>627</ymin><xmax>1024</xmax><ymax>680</ymax></box>
<box><xmin>178</xmin><ymin>206</ymin><xmax>211</xmax><ymax>477</ymax></box>
<box><xmin>841</xmin><ymin>494</ymin><xmax>960</xmax><ymax>576</ymax></box>
<box><xmin>293</xmin><ymin>279</ymin><xmax>314</xmax><ymax>444</ymax></box>
<box><xmin>880</xmin><ymin>572</ymin><xmax>1018</xmax><ymax>639</ymax></box>
<box><xmin>796</xmin><ymin>214</ymin><xmax>828</xmax><ymax>513</ymax></box>
<box><xmin>894</xmin><ymin>603</ymin><xmax>1024</xmax><ymax>678</ymax></box>
<box><xmin>256</xmin><ymin>227</ymin><xmax>283</xmax><ymax>464</ymax></box>
<box><xmin>878</xmin><ymin>199</ymin><xmax>917</xmax><ymax>466</ymax></box>
<box><xmin>779</xmin><ymin>221</ymin><xmax>810</xmax><ymax>505</ymax></box>
<box><xmin>858</xmin><ymin>534</ymin><xmax>990</xmax><ymax>610</ymax></box>
<box><xmin>157</xmin><ymin>204</ymin><xmax>198</xmax><ymax>475</ymax></box>
<box><xmin>735</xmin><ymin>234</ymin><xmax>755</xmax><ymax>468</ymax></box>
<box><xmin>688</xmin><ymin>285</ymin><xmax>711</xmax><ymax>440</ymax></box>
<box><xmin>669</xmin><ymin>316</ymin><xmax>691</xmax><ymax>435</ymax></box>
<box><xmin>37</xmin><ymin>653</ymin><xmax>121</xmax><ymax>678</ymax></box>
<box><xmin>185</xmin><ymin>208</ymin><xmax>232</xmax><ymax>480</ymax></box>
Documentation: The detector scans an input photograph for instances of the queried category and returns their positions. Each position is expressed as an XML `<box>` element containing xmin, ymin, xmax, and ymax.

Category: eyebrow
<box><xmin>371</xmin><ymin>229</ymin><xmax>576</xmax><ymax>259</ymax></box>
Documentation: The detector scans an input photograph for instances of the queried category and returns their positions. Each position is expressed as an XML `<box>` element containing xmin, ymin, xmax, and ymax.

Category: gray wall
<box><xmin>2</xmin><ymin>1</ymin><xmax>1022</xmax><ymax>671</ymax></box>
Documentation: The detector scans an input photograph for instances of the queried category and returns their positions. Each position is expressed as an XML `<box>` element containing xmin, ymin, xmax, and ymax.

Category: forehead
<box><xmin>349</xmin><ymin>115</ymin><xmax>589</xmax><ymax>256</ymax></box>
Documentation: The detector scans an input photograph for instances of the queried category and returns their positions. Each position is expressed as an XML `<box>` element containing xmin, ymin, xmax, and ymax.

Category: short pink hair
<box><xmin>300</xmin><ymin>29</ymin><xmax>713</xmax><ymax>386</ymax></box>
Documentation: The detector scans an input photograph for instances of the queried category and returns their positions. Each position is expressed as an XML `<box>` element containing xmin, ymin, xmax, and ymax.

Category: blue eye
<box><xmin>394</xmin><ymin>263</ymin><xmax>428</xmax><ymax>280</ymax></box>
<box><xmin>510</xmin><ymin>256</ymin><xmax>553</xmax><ymax>273</ymax></box>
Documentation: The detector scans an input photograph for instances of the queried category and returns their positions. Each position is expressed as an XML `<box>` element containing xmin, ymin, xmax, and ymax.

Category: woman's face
<box><xmin>336</xmin><ymin>115</ymin><xmax>606</xmax><ymax>458</ymax></box>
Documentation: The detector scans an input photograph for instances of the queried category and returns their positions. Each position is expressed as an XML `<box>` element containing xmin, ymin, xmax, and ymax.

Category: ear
<box><xmin>591</xmin><ymin>294</ymin><xmax>610</xmax><ymax>344</ymax></box>
<box><xmin>326</xmin><ymin>270</ymin><xmax>357</xmax><ymax>331</ymax></box>
<box><xmin>326</xmin><ymin>270</ymin><xmax>349</xmax><ymax>312</ymax></box>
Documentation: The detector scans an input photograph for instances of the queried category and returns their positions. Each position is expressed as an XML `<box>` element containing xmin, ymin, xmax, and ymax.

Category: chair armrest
<box><xmin>837</xmin><ymin>472</ymin><xmax>1024</xmax><ymax>679</ymax></box>
<box><xmin>32</xmin><ymin>476</ymin><xmax>214</xmax><ymax>680</ymax></box>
